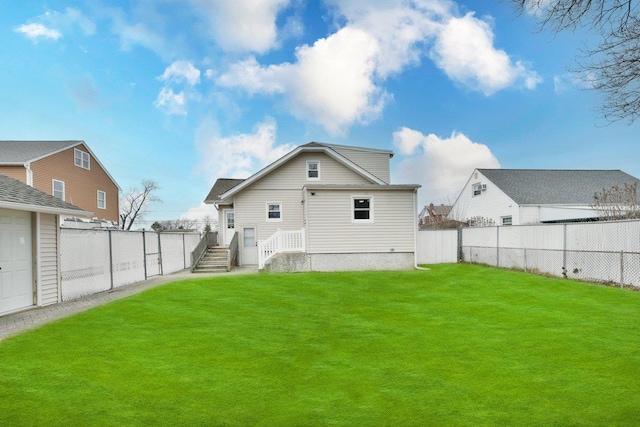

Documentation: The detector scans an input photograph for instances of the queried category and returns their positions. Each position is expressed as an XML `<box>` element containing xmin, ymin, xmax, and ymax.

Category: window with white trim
<box><xmin>243</xmin><ymin>227</ymin><xmax>256</xmax><ymax>247</ymax></box>
<box><xmin>501</xmin><ymin>216</ymin><xmax>513</xmax><ymax>226</ymax></box>
<box><xmin>306</xmin><ymin>160</ymin><xmax>320</xmax><ymax>180</ymax></box>
<box><xmin>352</xmin><ymin>196</ymin><xmax>373</xmax><ymax>223</ymax></box>
<box><xmin>97</xmin><ymin>190</ymin><xmax>106</xmax><ymax>209</ymax></box>
<box><xmin>74</xmin><ymin>148</ymin><xmax>90</xmax><ymax>170</ymax></box>
<box><xmin>266</xmin><ymin>202</ymin><xmax>282</xmax><ymax>221</ymax></box>
<box><xmin>52</xmin><ymin>179</ymin><xmax>65</xmax><ymax>200</ymax></box>
<box><xmin>472</xmin><ymin>183</ymin><xmax>482</xmax><ymax>197</ymax></box>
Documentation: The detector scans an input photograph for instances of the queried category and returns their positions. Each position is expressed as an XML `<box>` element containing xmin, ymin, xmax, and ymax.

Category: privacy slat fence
<box><xmin>417</xmin><ymin>219</ymin><xmax>640</xmax><ymax>289</ymax></box>
<box><xmin>60</xmin><ymin>229</ymin><xmax>201</xmax><ymax>301</ymax></box>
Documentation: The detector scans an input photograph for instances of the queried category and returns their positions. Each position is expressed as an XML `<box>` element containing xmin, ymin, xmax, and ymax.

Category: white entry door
<box><xmin>0</xmin><ymin>209</ymin><xmax>33</xmax><ymax>314</ymax></box>
<box><xmin>241</xmin><ymin>227</ymin><xmax>258</xmax><ymax>265</ymax></box>
<box><xmin>224</xmin><ymin>209</ymin><xmax>235</xmax><ymax>245</ymax></box>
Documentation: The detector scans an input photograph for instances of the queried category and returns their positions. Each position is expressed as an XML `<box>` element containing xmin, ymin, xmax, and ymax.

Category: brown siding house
<box><xmin>0</xmin><ymin>141</ymin><xmax>120</xmax><ymax>222</ymax></box>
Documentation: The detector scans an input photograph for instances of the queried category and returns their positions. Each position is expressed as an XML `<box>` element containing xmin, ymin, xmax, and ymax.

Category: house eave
<box><xmin>303</xmin><ymin>184</ymin><xmax>421</xmax><ymax>191</ymax></box>
<box><xmin>0</xmin><ymin>201</ymin><xmax>93</xmax><ymax>217</ymax></box>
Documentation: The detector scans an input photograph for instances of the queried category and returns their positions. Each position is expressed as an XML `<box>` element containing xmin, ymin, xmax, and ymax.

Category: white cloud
<box><xmin>392</xmin><ymin>127</ymin><xmax>500</xmax><ymax>203</ymax></box>
<box><xmin>217</xmin><ymin>27</ymin><xmax>389</xmax><ymax>136</ymax></box>
<box><xmin>195</xmin><ymin>117</ymin><xmax>296</xmax><ymax>181</ymax></box>
<box><xmin>430</xmin><ymin>13</ymin><xmax>541</xmax><ymax>95</ymax></box>
<box><xmin>159</xmin><ymin>60</ymin><xmax>201</xmax><ymax>85</ymax></box>
<box><xmin>15</xmin><ymin>23</ymin><xmax>62</xmax><ymax>41</ymax></box>
<box><xmin>154</xmin><ymin>87</ymin><xmax>187</xmax><ymax>115</ymax></box>
<box><xmin>181</xmin><ymin>202</ymin><xmax>218</xmax><ymax>222</ymax></box>
<box><xmin>188</xmin><ymin>0</ymin><xmax>290</xmax><ymax>53</ymax></box>
<box><xmin>216</xmin><ymin>0</ymin><xmax>539</xmax><ymax>134</ymax></box>
<box><xmin>44</xmin><ymin>7</ymin><xmax>96</xmax><ymax>36</ymax></box>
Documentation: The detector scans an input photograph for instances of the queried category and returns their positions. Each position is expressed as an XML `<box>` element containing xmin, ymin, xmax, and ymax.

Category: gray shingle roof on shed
<box><xmin>204</xmin><ymin>178</ymin><xmax>245</xmax><ymax>203</ymax></box>
<box><xmin>479</xmin><ymin>169</ymin><xmax>640</xmax><ymax>205</ymax></box>
<box><xmin>0</xmin><ymin>173</ymin><xmax>87</xmax><ymax>213</ymax></box>
<box><xmin>0</xmin><ymin>140</ymin><xmax>81</xmax><ymax>163</ymax></box>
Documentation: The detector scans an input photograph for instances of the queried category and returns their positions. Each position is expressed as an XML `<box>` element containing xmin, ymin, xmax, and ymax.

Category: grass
<box><xmin>1</xmin><ymin>264</ymin><xmax>639</xmax><ymax>426</ymax></box>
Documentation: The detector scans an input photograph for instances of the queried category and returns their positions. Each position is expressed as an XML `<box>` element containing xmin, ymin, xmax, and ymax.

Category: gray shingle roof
<box><xmin>479</xmin><ymin>169</ymin><xmax>640</xmax><ymax>205</ymax></box>
<box><xmin>204</xmin><ymin>178</ymin><xmax>245</xmax><ymax>203</ymax></box>
<box><xmin>0</xmin><ymin>174</ymin><xmax>86</xmax><ymax>213</ymax></box>
<box><xmin>0</xmin><ymin>141</ymin><xmax>81</xmax><ymax>163</ymax></box>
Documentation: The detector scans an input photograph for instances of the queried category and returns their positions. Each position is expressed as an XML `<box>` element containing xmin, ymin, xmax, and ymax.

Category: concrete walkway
<box><xmin>0</xmin><ymin>266</ymin><xmax>258</xmax><ymax>343</ymax></box>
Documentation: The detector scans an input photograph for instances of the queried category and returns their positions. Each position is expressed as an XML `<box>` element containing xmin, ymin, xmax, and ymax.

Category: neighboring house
<box><xmin>419</xmin><ymin>203</ymin><xmax>453</xmax><ymax>228</ymax></box>
<box><xmin>0</xmin><ymin>174</ymin><xmax>92</xmax><ymax>315</ymax></box>
<box><xmin>0</xmin><ymin>140</ymin><xmax>120</xmax><ymax>224</ymax></box>
<box><xmin>204</xmin><ymin>142</ymin><xmax>420</xmax><ymax>271</ymax></box>
<box><xmin>451</xmin><ymin>168</ymin><xmax>640</xmax><ymax>226</ymax></box>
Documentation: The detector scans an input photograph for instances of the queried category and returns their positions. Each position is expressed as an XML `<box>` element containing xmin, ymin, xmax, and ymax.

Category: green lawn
<box><xmin>1</xmin><ymin>264</ymin><xmax>639</xmax><ymax>426</ymax></box>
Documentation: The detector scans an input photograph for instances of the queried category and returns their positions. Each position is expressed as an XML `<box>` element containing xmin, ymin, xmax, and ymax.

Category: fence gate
<box><xmin>143</xmin><ymin>231</ymin><xmax>162</xmax><ymax>278</ymax></box>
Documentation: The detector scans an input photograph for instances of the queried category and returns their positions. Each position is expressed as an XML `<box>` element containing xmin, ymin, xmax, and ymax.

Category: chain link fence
<box><xmin>60</xmin><ymin>229</ymin><xmax>201</xmax><ymax>301</ymax></box>
<box><xmin>458</xmin><ymin>220</ymin><xmax>640</xmax><ymax>289</ymax></box>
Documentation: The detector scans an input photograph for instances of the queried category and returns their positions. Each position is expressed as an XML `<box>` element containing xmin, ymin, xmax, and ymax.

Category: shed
<box><xmin>0</xmin><ymin>174</ymin><xmax>91</xmax><ymax>315</ymax></box>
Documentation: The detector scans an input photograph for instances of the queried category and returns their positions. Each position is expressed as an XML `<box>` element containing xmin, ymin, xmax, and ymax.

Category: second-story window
<box><xmin>307</xmin><ymin>160</ymin><xmax>320</xmax><ymax>180</ymax></box>
<box><xmin>472</xmin><ymin>183</ymin><xmax>483</xmax><ymax>196</ymax></box>
<box><xmin>74</xmin><ymin>148</ymin><xmax>90</xmax><ymax>170</ymax></box>
<box><xmin>97</xmin><ymin>190</ymin><xmax>106</xmax><ymax>209</ymax></box>
<box><xmin>52</xmin><ymin>179</ymin><xmax>65</xmax><ymax>200</ymax></box>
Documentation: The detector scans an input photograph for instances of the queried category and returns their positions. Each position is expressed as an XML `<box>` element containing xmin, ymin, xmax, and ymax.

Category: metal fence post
<box><xmin>182</xmin><ymin>233</ymin><xmax>186</xmax><ymax>270</ymax></box>
<box><xmin>562</xmin><ymin>223</ymin><xmax>568</xmax><ymax>278</ymax></box>
<box><xmin>142</xmin><ymin>230</ymin><xmax>148</xmax><ymax>280</ymax></box>
<box><xmin>620</xmin><ymin>250</ymin><xmax>624</xmax><ymax>289</ymax></box>
<box><xmin>457</xmin><ymin>227</ymin><xmax>463</xmax><ymax>262</ymax></box>
<box><xmin>108</xmin><ymin>230</ymin><xmax>114</xmax><ymax>290</ymax></box>
<box><xmin>158</xmin><ymin>232</ymin><xmax>164</xmax><ymax>276</ymax></box>
<box><xmin>496</xmin><ymin>226</ymin><xmax>500</xmax><ymax>267</ymax></box>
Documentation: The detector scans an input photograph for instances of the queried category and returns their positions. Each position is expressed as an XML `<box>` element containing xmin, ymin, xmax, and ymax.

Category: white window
<box><xmin>243</xmin><ymin>227</ymin><xmax>255</xmax><ymax>247</ymax></box>
<box><xmin>74</xmin><ymin>148</ymin><xmax>90</xmax><ymax>170</ymax></box>
<box><xmin>472</xmin><ymin>183</ymin><xmax>483</xmax><ymax>197</ymax></box>
<box><xmin>52</xmin><ymin>179</ymin><xmax>65</xmax><ymax>200</ymax></box>
<box><xmin>307</xmin><ymin>160</ymin><xmax>320</xmax><ymax>180</ymax></box>
<box><xmin>352</xmin><ymin>196</ymin><xmax>373</xmax><ymax>223</ymax></box>
<box><xmin>266</xmin><ymin>202</ymin><xmax>282</xmax><ymax>221</ymax></box>
<box><xmin>501</xmin><ymin>216</ymin><xmax>513</xmax><ymax>226</ymax></box>
<box><xmin>97</xmin><ymin>190</ymin><xmax>106</xmax><ymax>209</ymax></box>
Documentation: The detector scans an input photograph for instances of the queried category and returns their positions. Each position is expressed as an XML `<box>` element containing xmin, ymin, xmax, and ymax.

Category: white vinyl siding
<box><xmin>453</xmin><ymin>171</ymin><xmax>519</xmax><ymax>225</ymax></box>
<box><xmin>306</xmin><ymin>189</ymin><xmax>415</xmax><ymax>253</ymax></box>
<box><xmin>234</xmin><ymin>189</ymin><xmax>304</xmax><ymax>242</ymax></box>
<box><xmin>249</xmin><ymin>152</ymin><xmax>371</xmax><ymax>190</ymax></box>
<box><xmin>327</xmin><ymin>147</ymin><xmax>391</xmax><ymax>183</ymax></box>
<box><xmin>39</xmin><ymin>213</ymin><xmax>60</xmax><ymax>306</ymax></box>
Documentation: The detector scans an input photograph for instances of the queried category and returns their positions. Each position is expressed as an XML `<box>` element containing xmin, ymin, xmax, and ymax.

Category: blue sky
<box><xmin>2</xmin><ymin>0</ymin><xmax>638</xmax><ymax>228</ymax></box>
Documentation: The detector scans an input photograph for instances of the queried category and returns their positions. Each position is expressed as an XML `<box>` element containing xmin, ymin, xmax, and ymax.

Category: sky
<box><xmin>2</xmin><ymin>0</ymin><xmax>638</xmax><ymax>229</ymax></box>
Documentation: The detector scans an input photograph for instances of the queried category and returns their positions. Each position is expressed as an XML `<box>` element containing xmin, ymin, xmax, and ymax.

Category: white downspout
<box><xmin>25</xmin><ymin>162</ymin><xmax>33</xmax><ymax>186</ymax></box>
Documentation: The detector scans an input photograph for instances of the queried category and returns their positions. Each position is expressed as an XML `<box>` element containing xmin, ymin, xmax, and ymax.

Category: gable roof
<box><xmin>215</xmin><ymin>143</ymin><xmax>388</xmax><ymax>203</ymax></box>
<box><xmin>0</xmin><ymin>140</ymin><xmax>81</xmax><ymax>163</ymax></box>
<box><xmin>301</xmin><ymin>141</ymin><xmax>394</xmax><ymax>157</ymax></box>
<box><xmin>204</xmin><ymin>178</ymin><xmax>245</xmax><ymax>204</ymax></box>
<box><xmin>0</xmin><ymin>140</ymin><xmax>121</xmax><ymax>190</ymax></box>
<box><xmin>478</xmin><ymin>169</ymin><xmax>640</xmax><ymax>205</ymax></box>
<box><xmin>0</xmin><ymin>174</ymin><xmax>92</xmax><ymax>216</ymax></box>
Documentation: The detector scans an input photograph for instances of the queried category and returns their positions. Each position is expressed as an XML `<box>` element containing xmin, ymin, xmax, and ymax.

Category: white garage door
<box><xmin>0</xmin><ymin>208</ymin><xmax>33</xmax><ymax>314</ymax></box>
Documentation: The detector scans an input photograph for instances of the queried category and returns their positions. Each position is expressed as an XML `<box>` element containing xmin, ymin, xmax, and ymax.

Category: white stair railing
<box><xmin>258</xmin><ymin>228</ymin><xmax>305</xmax><ymax>269</ymax></box>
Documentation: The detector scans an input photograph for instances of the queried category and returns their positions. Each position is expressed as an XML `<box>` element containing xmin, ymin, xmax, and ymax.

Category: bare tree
<box><xmin>508</xmin><ymin>0</ymin><xmax>640</xmax><ymax>122</ymax></box>
<box><xmin>591</xmin><ymin>182</ymin><xmax>640</xmax><ymax>220</ymax></box>
<box><xmin>119</xmin><ymin>180</ymin><xmax>161</xmax><ymax>231</ymax></box>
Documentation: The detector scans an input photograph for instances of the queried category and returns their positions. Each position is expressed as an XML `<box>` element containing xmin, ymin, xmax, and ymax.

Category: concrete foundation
<box><xmin>262</xmin><ymin>252</ymin><xmax>311</xmax><ymax>273</ymax></box>
<box><xmin>309</xmin><ymin>252</ymin><xmax>414</xmax><ymax>272</ymax></box>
